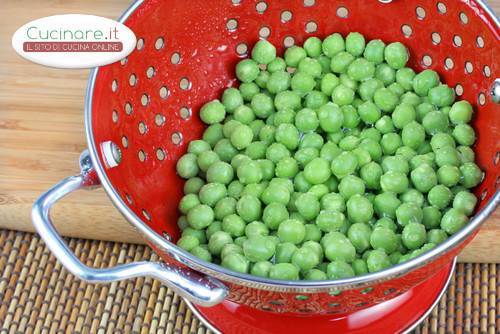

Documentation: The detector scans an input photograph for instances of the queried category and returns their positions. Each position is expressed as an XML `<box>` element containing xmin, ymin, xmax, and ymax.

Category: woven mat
<box><xmin>0</xmin><ymin>230</ymin><xmax>497</xmax><ymax>334</ymax></box>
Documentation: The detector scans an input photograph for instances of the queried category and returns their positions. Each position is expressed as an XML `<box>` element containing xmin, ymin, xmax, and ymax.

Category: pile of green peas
<box><xmin>175</xmin><ymin>33</ymin><xmax>482</xmax><ymax>281</ymax></box>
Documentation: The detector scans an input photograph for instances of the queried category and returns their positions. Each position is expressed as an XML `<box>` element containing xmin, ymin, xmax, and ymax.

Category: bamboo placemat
<box><xmin>0</xmin><ymin>229</ymin><xmax>497</xmax><ymax>334</ymax></box>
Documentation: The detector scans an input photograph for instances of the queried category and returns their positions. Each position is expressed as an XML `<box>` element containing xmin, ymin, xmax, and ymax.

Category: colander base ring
<box><xmin>185</xmin><ymin>259</ymin><xmax>455</xmax><ymax>334</ymax></box>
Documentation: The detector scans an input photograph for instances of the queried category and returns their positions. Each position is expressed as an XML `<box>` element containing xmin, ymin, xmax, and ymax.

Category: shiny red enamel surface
<box><xmin>89</xmin><ymin>0</ymin><xmax>499</xmax><ymax>322</ymax></box>
<box><xmin>194</xmin><ymin>260</ymin><xmax>455</xmax><ymax>334</ymax></box>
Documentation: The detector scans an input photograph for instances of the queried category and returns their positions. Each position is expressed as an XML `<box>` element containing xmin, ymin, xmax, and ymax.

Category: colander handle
<box><xmin>31</xmin><ymin>150</ymin><xmax>228</xmax><ymax>307</ymax></box>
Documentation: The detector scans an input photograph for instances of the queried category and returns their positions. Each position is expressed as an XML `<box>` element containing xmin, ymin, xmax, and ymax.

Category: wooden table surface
<box><xmin>0</xmin><ymin>0</ymin><xmax>498</xmax><ymax>262</ymax></box>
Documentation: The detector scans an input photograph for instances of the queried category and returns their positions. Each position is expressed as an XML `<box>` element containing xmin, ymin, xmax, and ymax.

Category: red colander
<box><xmin>32</xmin><ymin>0</ymin><xmax>500</xmax><ymax>333</ymax></box>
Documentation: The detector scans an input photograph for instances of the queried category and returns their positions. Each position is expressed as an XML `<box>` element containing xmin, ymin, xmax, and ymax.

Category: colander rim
<box><xmin>84</xmin><ymin>0</ymin><xmax>500</xmax><ymax>292</ymax></box>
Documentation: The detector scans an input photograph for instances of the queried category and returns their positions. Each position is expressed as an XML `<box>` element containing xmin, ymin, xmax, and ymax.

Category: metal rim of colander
<box><xmin>85</xmin><ymin>0</ymin><xmax>500</xmax><ymax>292</ymax></box>
<box><xmin>185</xmin><ymin>259</ymin><xmax>457</xmax><ymax>334</ymax></box>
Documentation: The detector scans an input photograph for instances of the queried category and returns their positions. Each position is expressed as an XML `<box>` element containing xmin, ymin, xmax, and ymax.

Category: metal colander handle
<box><xmin>31</xmin><ymin>150</ymin><xmax>228</xmax><ymax>307</ymax></box>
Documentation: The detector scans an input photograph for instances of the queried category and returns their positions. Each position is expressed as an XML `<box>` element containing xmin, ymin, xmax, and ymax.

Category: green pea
<box><xmin>400</xmin><ymin>92</ymin><xmax>422</xmax><ymax>107</ymax></box>
<box><xmin>359</xmin><ymin>162</ymin><xmax>382</xmax><ymax>190</ymax></box>
<box><xmin>275</xmin><ymin>242</ymin><xmax>298</xmax><ymax>263</ymax></box>
<box><xmin>319</xmin><ymin>142</ymin><xmax>341</xmax><ymax>163</ymax></box>
<box><xmin>233</xmin><ymin>105</ymin><xmax>255</xmax><ymax>125</ymax></box>
<box><xmin>330</xmin><ymin>51</ymin><xmax>355</xmax><ymax>74</ymax></box>
<box><xmin>374</xmin><ymin>192</ymin><xmax>401</xmax><ymax>219</ymax></box>
<box><xmin>208</xmin><ymin>231</ymin><xmax>233</xmax><ymax>255</ymax></box>
<box><xmin>214</xmin><ymin>139</ymin><xmax>238</xmax><ymax>162</ymax></box>
<box><xmin>304</xmin><ymin>225</ymin><xmax>323</xmax><ymax>242</ymax></box>
<box><xmin>396</xmin><ymin>146</ymin><xmax>417</xmax><ymax>161</ymax></box>
<box><xmin>370</xmin><ymin>227</ymin><xmax>398</xmax><ymax>254</ymax></box>
<box><xmin>402</xmin><ymin>222</ymin><xmax>427</xmax><ymax>250</ymax></box>
<box><xmin>221</xmin><ymin>214</ymin><xmax>246</xmax><ymax>237</ymax></box>
<box><xmin>422</xmin><ymin>110</ymin><xmax>449</xmax><ymax>135</ymax></box>
<box><xmin>410</xmin><ymin>164</ymin><xmax>437</xmax><ymax>192</ymax></box>
<box><xmin>427</xmin><ymin>229</ymin><xmax>448</xmax><ymax>245</ymax></box>
<box><xmin>338</xmin><ymin>175</ymin><xmax>365</xmax><ymax>199</ymax></box>
<box><xmin>234</xmin><ymin>236</ymin><xmax>247</xmax><ymax>247</ymax></box>
<box><xmin>316</xmin><ymin>211</ymin><xmax>346</xmax><ymax>233</ymax></box>
<box><xmin>367</xmin><ymin>249</ymin><xmax>392</xmax><ymax>272</ymax></box>
<box><xmin>449</xmin><ymin>101</ymin><xmax>473</xmax><ymax>124</ymax></box>
<box><xmin>382</xmin><ymin>156</ymin><xmax>409</xmax><ymax>174</ymax></box>
<box><xmin>321</xmin><ymin>193</ymin><xmax>346</xmax><ymax>212</ymax></box>
<box><xmin>304</xmin><ymin>36</ymin><xmax>323</xmax><ymax>57</ymax></box>
<box><xmin>359</xmin><ymin>138</ymin><xmax>383</xmax><ymax>161</ymax></box>
<box><xmin>298</xmin><ymin>57</ymin><xmax>323</xmax><ymax>78</ymax></box>
<box><xmin>459</xmin><ymin>162</ymin><xmax>483</xmax><ymax>188</ymax></box>
<box><xmin>359</xmin><ymin>78</ymin><xmax>383</xmax><ymax>101</ymax></box>
<box><xmin>375</xmin><ymin>217</ymin><xmax>398</xmax><ymax>232</ymax></box>
<box><xmin>341</xmin><ymin>105</ymin><xmax>361</xmax><ymax>128</ymax></box>
<box><xmin>275</xmin><ymin>90</ymin><xmax>302</xmax><ymax>110</ymax></box>
<box><xmin>422</xmin><ymin>206</ymin><xmax>442</xmax><ymax>229</ymax></box>
<box><xmin>251</xmin><ymin>93</ymin><xmax>274</xmax><ymax>118</ymax></box>
<box><xmin>267</xmin><ymin>57</ymin><xmax>286</xmax><ymax>73</ymax></box>
<box><xmin>389</xmin><ymin>83</ymin><xmax>406</xmax><ymax>97</ymax></box>
<box><xmin>245</xmin><ymin>221</ymin><xmax>269</xmax><ymax>238</ymax></box>
<box><xmin>293</xmin><ymin>108</ymin><xmax>318</xmax><ymax>132</ymax></box>
<box><xmin>305</xmin><ymin>269</ymin><xmax>327</xmax><ymax>280</ymax></box>
<box><xmin>384</xmin><ymin>42</ymin><xmax>408</xmax><ymax>69</ymax></box>
<box><xmin>266</xmin><ymin>143</ymin><xmax>290</xmax><ymax>163</ymax></box>
<box><xmin>252</xmin><ymin>40</ymin><xmax>276</xmax><ymax>64</ymax></box>
<box><xmin>236</xmin><ymin>160</ymin><xmax>262</xmax><ymax>185</ymax></box>
<box><xmin>347</xmin><ymin>223</ymin><xmax>372</xmax><ymax>253</ymax></box>
<box><xmin>321</xmin><ymin>73</ymin><xmax>340</xmax><ymax>96</ymax></box>
<box><xmin>295</xmin><ymin>193</ymin><xmax>321</xmax><ymax>220</ymax></box>
<box><xmin>332</xmin><ymin>84</ymin><xmax>355</xmax><ymax>106</ymax></box>
<box><xmin>327</xmin><ymin>260</ymin><xmax>355</xmax><ymax>279</ymax></box>
<box><xmin>199</xmin><ymin>183</ymin><xmax>226</xmax><ymax>207</ymax></box>
<box><xmin>457</xmin><ymin>146</ymin><xmax>475</xmax><ymax>163</ymax></box>
<box><xmin>392</xmin><ymin>104</ymin><xmax>416</xmax><ymax>129</ymax></box>
<box><xmin>347</xmin><ymin>58</ymin><xmax>375</xmax><ymax>81</ymax></box>
<box><xmin>227</xmin><ymin>181</ymin><xmax>244</xmax><ymax>200</ymax></box>
<box><xmin>363</xmin><ymin>39</ymin><xmax>385</xmax><ymax>64</ymax></box>
<box><xmin>300</xmin><ymin>133</ymin><xmax>325</xmax><ymax>150</ymax></box>
<box><xmin>453</xmin><ymin>191</ymin><xmax>477</xmax><ymax>215</ymax></box>
<box><xmin>176</xmin><ymin>153</ymin><xmax>199</xmax><ymax>179</ymax></box>
<box><xmin>244</xmin><ymin>142</ymin><xmax>267</xmax><ymax>161</ymax></box>
<box><xmin>302</xmin><ymin>157</ymin><xmax>331</xmax><ymax>185</ymax></box>
<box><xmin>197</xmin><ymin>150</ymin><xmax>220</xmax><ymax>172</ymax></box>
<box><xmin>190</xmin><ymin>246</ymin><xmax>212</xmax><ymax>262</ymax></box>
<box><xmin>358</xmin><ymin>101</ymin><xmax>381</xmax><ymax>125</ymax></box>
<box><xmin>239</xmin><ymin>82</ymin><xmax>260</xmax><ymax>101</ymax></box>
<box><xmin>323</xmin><ymin>232</ymin><xmax>356</xmax><ymax>262</ymax></box>
<box><xmin>236</xmin><ymin>59</ymin><xmax>259</xmax><ymax>83</ymax></box>
<box><xmin>400</xmin><ymin>189</ymin><xmax>425</xmax><ymax>207</ymax></box>
<box><xmin>242</xmin><ymin>235</ymin><xmax>276</xmax><ymax>262</ymax></box>
<box><xmin>347</xmin><ymin>194</ymin><xmax>374</xmax><ymax>223</ymax></box>
<box><xmin>251</xmin><ymin>261</ymin><xmax>273</xmax><ymax>278</ymax></box>
<box><xmin>413</xmin><ymin>69</ymin><xmax>440</xmax><ymax>96</ymax></box>
<box><xmin>374</xmin><ymin>87</ymin><xmax>399</xmax><ymax>112</ymax></box>
<box><xmin>184</xmin><ymin>177</ymin><xmax>205</xmax><ymax>194</ymax></box>
<box><xmin>269</xmin><ymin>178</ymin><xmax>294</xmax><ymax>193</ymax></box>
<box><xmin>428</xmin><ymin>84</ymin><xmax>455</xmax><ymax>107</ymax></box>
<box><xmin>396</xmin><ymin>202</ymin><xmax>423</xmax><ymax>226</ymax></box>
<box><xmin>220</xmin><ymin>243</ymin><xmax>243</xmax><ymax>259</ymax></box>
<box><xmin>292</xmin><ymin>247</ymin><xmax>320</xmax><ymax>272</ymax></box>
<box><xmin>452</xmin><ymin>124</ymin><xmax>476</xmax><ymax>146</ymax></box>
<box><xmin>352</xmin><ymin>259</ymin><xmax>369</xmax><ymax>275</ymax></box>
<box><xmin>441</xmin><ymin>208</ymin><xmax>469</xmax><ymax>234</ymax></box>
<box><xmin>258</xmin><ymin>124</ymin><xmax>275</xmax><ymax>144</ymax></box>
<box><xmin>273</xmin><ymin>109</ymin><xmax>295</xmax><ymax>126</ymax></box>
<box><xmin>221</xmin><ymin>253</ymin><xmax>249</xmax><ymax>273</ymax></box>
<box><xmin>284</xmin><ymin>46</ymin><xmax>307</xmax><ymax>67</ymax></box>
<box><xmin>331</xmin><ymin>151</ymin><xmax>358</xmax><ymax>178</ymax></box>
<box><xmin>182</xmin><ymin>228</ymin><xmax>207</xmax><ymax>244</ymax></box>
<box><xmin>269</xmin><ymin>263</ymin><xmax>299</xmax><ymax>280</ymax></box>
<box><xmin>322</xmin><ymin>33</ymin><xmax>345</xmax><ymax>57</ymax></box>
<box><xmin>291</xmin><ymin>72</ymin><xmax>316</xmax><ymax>96</ymax></box>
<box><xmin>237</xmin><ymin>195</ymin><xmax>262</xmax><ymax>222</ymax></box>
<box><xmin>248</xmin><ymin>119</ymin><xmax>265</xmax><ymax>138</ymax></box>
<box><xmin>427</xmin><ymin>185</ymin><xmax>453</xmax><ymax>209</ymax></box>
<box><xmin>206</xmin><ymin>221</ymin><xmax>222</xmax><ymax>240</ymax></box>
<box><xmin>179</xmin><ymin>194</ymin><xmax>200</xmax><ymax>214</ymax></box>
<box><xmin>416</xmin><ymin>102</ymin><xmax>436</xmax><ymax>122</ymax></box>
<box><xmin>261</xmin><ymin>183</ymin><xmax>290</xmax><ymax>205</ymax></box>
<box><xmin>396</xmin><ymin>67</ymin><xmax>416</xmax><ymax>90</ymax></box>
<box><xmin>375</xmin><ymin>63</ymin><xmax>396</xmax><ymax>86</ymax></box>
<box><xmin>187</xmin><ymin>204</ymin><xmax>214</xmax><ymax>230</ymax></box>
<box><xmin>177</xmin><ymin>235</ymin><xmax>200</xmax><ymax>251</ymax></box>
<box><xmin>380</xmin><ymin>171</ymin><xmax>408</xmax><ymax>194</ymax></box>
